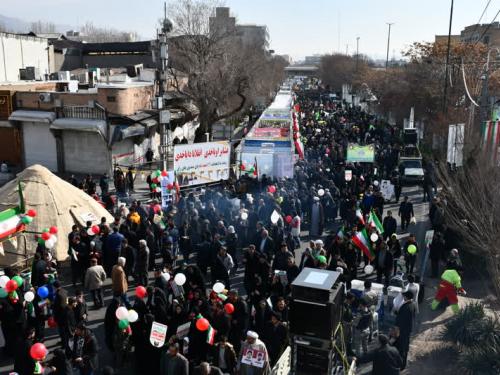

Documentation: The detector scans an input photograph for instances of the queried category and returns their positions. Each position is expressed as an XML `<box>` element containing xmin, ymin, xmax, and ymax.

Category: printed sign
<box><xmin>150</xmin><ymin>321</ymin><xmax>168</xmax><ymax>347</ymax></box>
<box><xmin>160</xmin><ymin>172</ymin><xmax>175</xmax><ymax>208</ymax></box>
<box><xmin>241</xmin><ymin>348</ymin><xmax>266</xmax><ymax>368</ymax></box>
<box><xmin>173</xmin><ymin>141</ymin><xmax>231</xmax><ymax>186</ymax></box>
<box><xmin>176</xmin><ymin>322</ymin><xmax>191</xmax><ymax>339</ymax></box>
<box><xmin>346</xmin><ymin>144</ymin><xmax>375</xmax><ymax>163</ymax></box>
<box><xmin>380</xmin><ymin>180</ymin><xmax>395</xmax><ymax>201</ymax></box>
<box><xmin>345</xmin><ymin>170</ymin><xmax>352</xmax><ymax>181</ymax></box>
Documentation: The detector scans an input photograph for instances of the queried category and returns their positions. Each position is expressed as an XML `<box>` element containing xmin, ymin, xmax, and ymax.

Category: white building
<box><xmin>0</xmin><ymin>32</ymin><xmax>51</xmax><ymax>82</ymax></box>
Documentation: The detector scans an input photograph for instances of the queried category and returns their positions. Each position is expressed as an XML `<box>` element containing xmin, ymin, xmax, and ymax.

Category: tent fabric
<box><xmin>9</xmin><ymin>110</ymin><xmax>56</xmax><ymax>123</ymax></box>
<box><xmin>0</xmin><ymin>165</ymin><xmax>113</xmax><ymax>265</ymax></box>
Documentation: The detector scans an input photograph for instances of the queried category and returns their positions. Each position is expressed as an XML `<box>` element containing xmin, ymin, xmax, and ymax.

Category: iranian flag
<box><xmin>0</xmin><ymin>207</ymin><xmax>24</xmax><ymax>240</ymax></box>
<box><xmin>337</xmin><ymin>226</ymin><xmax>345</xmax><ymax>239</ymax></box>
<box><xmin>352</xmin><ymin>229</ymin><xmax>375</xmax><ymax>260</ymax></box>
<box><xmin>206</xmin><ymin>325</ymin><xmax>217</xmax><ymax>345</ymax></box>
<box><xmin>356</xmin><ymin>209</ymin><xmax>365</xmax><ymax>225</ymax></box>
<box><xmin>368</xmin><ymin>210</ymin><xmax>384</xmax><ymax>235</ymax></box>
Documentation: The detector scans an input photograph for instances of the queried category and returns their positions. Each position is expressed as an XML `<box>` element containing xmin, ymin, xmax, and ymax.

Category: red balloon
<box><xmin>91</xmin><ymin>225</ymin><xmax>100</xmax><ymax>235</ymax></box>
<box><xmin>224</xmin><ymin>303</ymin><xmax>235</xmax><ymax>314</ymax></box>
<box><xmin>49</xmin><ymin>226</ymin><xmax>58</xmax><ymax>234</ymax></box>
<box><xmin>167</xmin><ymin>183</ymin><xmax>174</xmax><ymax>190</ymax></box>
<box><xmin>240</xmin><ymin>164</ymin><xmax>246</xmax><ymax>171</ymax></box>
<box><xmin>27</xmin><ymin>209</ymin><xmax>37</xmax><ymax>217</ymax></box>
<box><xmin>196</xmin><ymin>317</ymin><xmax>210</xmax><ymax>331</ymax></box>
<box><xmin>5</xmin><ymin>279</ymin><xmax>17</xmax><ymax>293</ymax></box>
<box><xmin>268</xmin><ymin>185</ymin><xmax>276</xmax><ymax>193</ymax></box>
<box><xmin>135</xmin><ymin>286</ymin><xmax>147</xmax><ymax>299</ymax></box>
<box><xmin>41</xmin><ymin>232</ymin><xmax>50</xmax><ymax>241</ymax></box>
<box><xmin>47</xmin><ymin>316</ymin><xmax>57</xmax><ymax>328</ymax></box>
<box><xmin>161</xmin><ymin>170</ymin><xmax>168</xmax><ymax>177</ymax></box>
<box><xmin>285</xmin><ymin>215</ymin><xmax>293</xmax><ymax>224</ymax></box>
<box><xmin>154</xmin><ymin>204</ymin><xmax>162</xmax><ymax>214</ymax></box>
<box><xmin>30</xmin><ymin>342</ymin><xmax>47</xmax><ymax>361</ymax></box>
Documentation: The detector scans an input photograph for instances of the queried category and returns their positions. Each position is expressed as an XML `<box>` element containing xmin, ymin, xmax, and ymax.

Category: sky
<box><xmin>0</xmin><ymin>0</ymin><xmax>497</xmax><ymax>60</ymax></box>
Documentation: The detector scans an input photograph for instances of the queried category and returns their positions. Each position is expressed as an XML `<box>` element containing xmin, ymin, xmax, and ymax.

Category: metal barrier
<box><xmin>271</xmin><ymin>346</ymin><xmax>291</xmax><ymax>375</ymax></box>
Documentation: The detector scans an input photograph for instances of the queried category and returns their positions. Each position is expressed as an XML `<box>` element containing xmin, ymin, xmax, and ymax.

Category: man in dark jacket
<box><xmin>262</xmin><ymin>311</ymin><xmax>289</xmax><ymax>366</ymax></box>
<box><xmin>395</xmin><ymin>291</ymin><xmax>416</xmax><ymax>369</ymax></box>
<box><xmin>160</xmin><ymin>343</ymin><xmax>189</xmax><ymax>375</ymax></box>
<box><xmin>358</xmin><ymin>334</ymin><xmax>403</xmax><ymax>375</ymax></box>
<box><xmin>398</xmin><ymin>196</ymin><xmax>414</xmax><ymax>231</ymax></box>
<box><xmin>382</xmin><ymin>210</ymin><xmax>397</xmax><ymax>240</ymax></box>
<box><xmin>72</xmin><ymin>323</ymin><xmax>98</xmax><ymax>375</ymax></box>
<box><xmin>193</xmin><ymin>361</ymin><xmax>223</xmax><ymax>375</ymax></box>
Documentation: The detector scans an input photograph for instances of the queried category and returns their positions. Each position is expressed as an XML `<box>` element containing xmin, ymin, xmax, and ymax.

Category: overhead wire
<box><xmin>474</xmin><ymin>7</ymin><xmax>500</xmax><ymax>46</ymax></box>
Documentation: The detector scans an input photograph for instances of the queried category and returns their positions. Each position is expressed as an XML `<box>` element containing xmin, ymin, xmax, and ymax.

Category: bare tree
<box><xmin>30</xmin><ymin>20</ymin><xmax>56</xmax><ymax>34</ymax></box>
<box><xmin>168</xmin><ymin>0</ymin><xmax>283</xmax><ymax>141</ymax></box>
<box><xmin>80</xmin><ymin>21</ymin><xmax>138</xmax><ymax>43</ymax></box>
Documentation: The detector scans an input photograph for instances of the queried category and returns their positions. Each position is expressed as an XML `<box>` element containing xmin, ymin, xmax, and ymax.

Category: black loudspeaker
<box><xmin>289</xmin><ymin>283</ymin><xmax>344</xmax><ymax>339</ymax></box>
<box><xmin>293</xmin><ymin>341</ymin><xmax>334</xmax><ymax>375</ymax></box>
<box><xmin>291</xmin><ymin>268</ymin><xmax>341</xmax><ymax>304</ymax></box>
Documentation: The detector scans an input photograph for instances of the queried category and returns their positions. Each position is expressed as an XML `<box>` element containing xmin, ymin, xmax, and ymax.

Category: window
<box><xmin>107</xmin><ymin>96</ymin><xmax>116</xmax><ymax>102</ymax></box>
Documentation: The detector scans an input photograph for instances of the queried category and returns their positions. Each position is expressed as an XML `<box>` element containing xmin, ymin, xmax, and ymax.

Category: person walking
<box><xmin>395</xmin><ymin>291</ymin><xmax>416</xmax><ymax>369</ymax></box>
<box><xmin>160</xmin><ymin>343</ymin><xmax>189</xmax><ymax>375</ymax></box>
<box><xmin>357</xmin><ymin>334</ymin><xmax>403</xmax><ymax>375</ymax></box>
<box><xmin>135</xmin><ymin>239</ymin><xmax>150</xmax><ymax>286</ymax></box>
<box><xmin>84</xmin><ymin>258</ymin><xmax>107</xmax><ymax>308</ymax></box>
<box><xmin>398</xmin><ymin>196</ymin><xmax>414</xmax><ymax>232</ymax></box>
<box><xmin>112</xmin><ymin>257</ymin><xmax>131</xmax><ymax>308</ymax></box>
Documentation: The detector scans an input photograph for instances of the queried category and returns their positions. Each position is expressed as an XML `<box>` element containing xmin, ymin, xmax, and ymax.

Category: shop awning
<box><xmin>9</xmin><ymin>110</ymin><xmax>55</xmax><ymax>123</ymax></box>
<box><xmin>50</xmin><ymin>118</ymin><xmax>106</xmax><ymax>137</ymax></box>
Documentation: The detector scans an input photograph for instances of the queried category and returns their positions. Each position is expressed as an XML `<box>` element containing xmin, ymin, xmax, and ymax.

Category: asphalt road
<box><xmin>0</xmin><ymin>182</ymin><xmax>430</xmax><ymax>374</ymax></box>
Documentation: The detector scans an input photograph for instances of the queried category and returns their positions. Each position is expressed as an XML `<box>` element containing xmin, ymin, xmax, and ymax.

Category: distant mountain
<box><xmin>0</xmin><ymin>14</ymin><xmax>73</xmax><ymax>34</ymax></box>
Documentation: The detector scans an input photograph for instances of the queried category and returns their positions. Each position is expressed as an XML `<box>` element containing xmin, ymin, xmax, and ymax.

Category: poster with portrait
<box><xmin>241</xmin><ymin>348</ymin><xmax>266</xmax><ymax>368</ymax></box>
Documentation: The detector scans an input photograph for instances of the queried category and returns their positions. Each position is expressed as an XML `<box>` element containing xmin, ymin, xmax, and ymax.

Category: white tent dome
<box><xmin>0</xmin><ymin>165</ymin><xmax>113</xmax><ymax>266</ymax></box>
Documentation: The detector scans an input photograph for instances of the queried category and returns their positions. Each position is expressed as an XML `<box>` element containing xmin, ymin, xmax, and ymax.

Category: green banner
<box><xmin>346</xmin><ymin>144</ymin><xmax>375</xmax><ymax>163</ymax></box>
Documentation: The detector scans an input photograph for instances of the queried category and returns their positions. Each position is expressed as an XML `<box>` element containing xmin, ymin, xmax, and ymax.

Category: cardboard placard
<box><xmin>150</xmin><ymin>321</ymin><xmax>168</xmax><ymax>347</ymax></box>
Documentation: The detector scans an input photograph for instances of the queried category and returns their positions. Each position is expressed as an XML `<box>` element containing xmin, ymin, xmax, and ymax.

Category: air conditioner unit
<box><xmin>39</xmin><ymin>93</ymin><xmax>52</xmax><ymax>103</ymax></box>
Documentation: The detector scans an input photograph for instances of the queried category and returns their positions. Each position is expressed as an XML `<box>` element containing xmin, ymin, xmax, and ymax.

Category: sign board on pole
<box><xmin>346</xmin><ymin>144</ymin><xmax>375</xmax><ymax>163</ymax></box>
<box><xmin>173</xmin><ymin>141</ymin><xmax>231</xmax><ymax>187</ymax></box>
<box><xmin>380</xmin><ymin>180</ymin><xmax>395</xmax><ymax>201</ymax></box>
<box><xmin>150</xmin><ymin>321</ymin><xmax>168</xmax><ymax>347</ymax></box>
<box><xmin>160</xmin><ymin>172</ymin><xmax>175</xmax><ymax>208</ymax></box>
<box><xmin>447</xmin><ymin>124</ymin><xmax>464</xmax><ymax>167</ymax></box>
<box><xmin>176</xmin><ymin>322</ymin><xmax>191</xmax><ymax>339</ymax></box>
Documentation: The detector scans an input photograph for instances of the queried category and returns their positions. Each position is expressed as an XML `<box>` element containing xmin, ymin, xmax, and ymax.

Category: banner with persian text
<box><xmin>173</xmin><ymin>141</ymin><xmax>231</xmax><ymax>186</ymax></box>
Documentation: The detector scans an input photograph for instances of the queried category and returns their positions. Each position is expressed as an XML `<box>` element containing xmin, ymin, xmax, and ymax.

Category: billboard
<box><xmin>173</xmin><ymin>141</ymin><xmax>230</xmax><ymax>186</ymax></box>
<box><xmin>346</xmin><ymin>144</ymin><xmax>375</xmax><ymax>163</ymax></box>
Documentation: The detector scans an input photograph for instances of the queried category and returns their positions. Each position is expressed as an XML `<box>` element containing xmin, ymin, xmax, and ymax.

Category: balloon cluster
<box><xmin>115</xmin><ymin>306</ymin><xmax>139</xmax><ymax>330</ymax></box>
<box><xmin>38</xmin><ymin>226</ymin><xmax>58</xmax><ymax>249</ymax></box>
<box><xmin>0</xmin><ymin>274</ymin><xmax>24</xmax><ymax>302</ymax></box>
<box><xmin>150</xmin><ymin>170</ymin><xmax>163</xmax><ymax>193</ymax></box>
<box><xmin>212</xmin><ymin>282</ymin><xmax>234</xmax><ymax>314</ymax></box>
<box><xmin>21</xmin><ymin>208</ymin><xmax>37</xmax><ymax>225</ymax></box>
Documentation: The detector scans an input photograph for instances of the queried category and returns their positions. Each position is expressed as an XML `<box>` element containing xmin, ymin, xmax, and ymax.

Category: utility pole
<box><xmin>152</xmin><ymin>2</ymin><xmax>173</xmax><ymax>171</ymax></box>
<box><xmin>443</xmin><ymin>0</ymin><xmax>454</xmax><ymax>113</ymax></box>
<box><xmin>356</xmin><ymin>37</ymin><xmax>360</xmax><ymax>72</ymax></box>
<box><xmin>385</xmin><ymin>23</ymin><xmax>394</xmax><ymax>69</ymax></box>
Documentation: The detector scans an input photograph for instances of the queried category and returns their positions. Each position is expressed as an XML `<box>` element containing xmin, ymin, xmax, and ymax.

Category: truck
<box><xmin>399</xmin><ymin>128</ymin><xmax>425</xmax><ymax>186</ymax></box>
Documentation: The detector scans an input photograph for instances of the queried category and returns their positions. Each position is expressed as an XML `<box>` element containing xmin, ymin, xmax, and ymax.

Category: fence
<box><xmin>271</xmin><ymin>346</ymin><xmax>291</xmax><ymax>375</ymax></box>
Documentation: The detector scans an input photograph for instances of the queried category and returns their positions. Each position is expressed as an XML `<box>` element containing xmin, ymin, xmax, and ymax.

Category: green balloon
<box><xmin>0</xmin><ymin>288</ymin><xmax>7</xmax><ymax>298</ymax></box>
<box><xmin>43</xmin><ymin>228</ymin><xmax>49</xmax><ymax>233</ymax></box>
<box><xmin>150</xmin><ymin>183</ymin><xmax>157</xmax><ymax>189</ymax></box>
<box><xmin>155</xmin><ymin>170</ymin><xmax>161</xmax><ymax>177</ymax></box>
<box><xmin>22</xmin><ymin>216</ymin><xmax>33</xmax><ymax>224</ymax></box>
<box><xmin>37</xmin><ymin>238</ymin><xmax>45</xmax><ymax>245</ymax></box>
<box><xmin>118</xmin><ymin>319</ymin><xmax>129</xmax><ymax>330</ymax></box>
<box><xmin>12</xmin><ymin>275</ymin><xmax>23</xmax><ymax>287</ymax></box>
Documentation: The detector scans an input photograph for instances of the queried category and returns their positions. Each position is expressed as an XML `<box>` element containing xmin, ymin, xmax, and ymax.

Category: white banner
<box><xmin>160</xmin><ymin>172</ymin><xmax>175</xmax><ymax>208</ymax></box>
<box><xmin>150</xmin><ymin>321</ymin><xmax>168</xmax><ymax>347</ymax></box>
<box><xmin>173</xmin><ymin>141</ymin><xmax>230</xmax><ymax>186</ymax></box>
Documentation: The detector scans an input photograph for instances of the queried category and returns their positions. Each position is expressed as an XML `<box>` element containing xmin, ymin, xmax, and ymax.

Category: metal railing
<box><xmin>58</xmin><ymin>104</ymin><xmax>106</xmax><ymax>120</ymax></box>
<box><xmin>271</xmin><ymin>346</ymin><xmax>291</xmax><ymax>375</ymax></box>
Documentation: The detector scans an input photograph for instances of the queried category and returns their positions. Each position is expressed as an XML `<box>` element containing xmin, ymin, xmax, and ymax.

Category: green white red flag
<box><xmin>352</xmin><ymin>228</ymin><xmax>375</xmax><ymax>260</ymax></box>
<box><xmin>368</xmin><ymin>210</ymin><xmax>384</xmax><ymax>235</ymax></box>
<box><xmin>206</xmin><ymin>325</ymin><xmax>217</xmax><ymax>345</ymax></box>
<box><xmin>356</xmin><ymin>209</ymin><xmax>365</xmax><ymax>225</ymax></box>
<box><xmin>0</xmin><ymin>207</ymin><xmax>24</xmax><ymax>240</ymax></box>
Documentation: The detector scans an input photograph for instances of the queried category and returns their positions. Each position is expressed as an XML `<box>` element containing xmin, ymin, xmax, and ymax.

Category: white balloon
<box><xmin>318</xmin><ymin>189</ymin><xmax>325</xmax><ymax>197</ymax></box>
<box><xmin>364</xmin><ymin>264</ymin><xmax>374</xmax><ymax>275</ymax></box>
<box><xmin>87</xmin><ymin>228</ymin><xmax>94</xmax><ymax>236</ymax></box>
<box><xmin>370</xmin><ymin>233</ymin><xmax>379</xmax><ymax>242</ymax></box>
<box><xmin>241</xmin><ymin>212</ymin><xmax>248</xmax><ymax>220</ymax></box>
<box><xmin>174</xmin><ymin>273</ymin><xmax>186</xmax><ymax>286</ymax></box>
<box><xmin>128</xmin><ymin>309</ymin><xmax>139</xmax><ymax>323</ymax></box>
<box><xmin>373</xmin><ymin>180</ymin><xmax>379</xmax><ymax>187</ymax></box>
<box><xmin>0</xmin><ymin>275</ymin><xmax>10</xmax><ymax>288</ymax></box>
<box><xmin>153</xmin><ymin>214</ymin><xmax>162</xmax><ymax>224</ymax></box>
<box><xmin>24</xmin><ymin>291</ymin><xmax>35</xmax><ymax>302</ymax></box>
<box><xmin>270</xmin><ymin>210</ymin><xmax>280</xmax><ymax>224</ymax></box>
<box><xmin>213</xmin><ymin>282</ymin><xmax>225</xmax><ymax>294</ymax></box>
<box><xmin>51</xmin><ymin>235</ymin><xmax>58</xmax><ymax>244</ymax></box>
<box><xmin>45</xmin><ymin>238</ymin><xmax>55</xmax><ymax>249</ymax></box>
<box><xmin>115</xmin><ymin>306</ymin><xmax>129</xmax><ymax>320</ymax></box>
<box><xmin>162</xmin><ymin>272</ymin><xmax>171</xmax><ymax>282</ymax></box>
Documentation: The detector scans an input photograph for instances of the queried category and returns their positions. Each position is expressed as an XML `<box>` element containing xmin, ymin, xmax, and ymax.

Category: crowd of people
<box><xmin>0</xmin><ymin>82</ymin><xmax>465</xmax><ymax>375</ymax></box>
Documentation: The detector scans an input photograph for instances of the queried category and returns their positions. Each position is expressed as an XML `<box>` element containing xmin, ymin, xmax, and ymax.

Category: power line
<box><xmin>472</xmin><ymin>0</ymin><xmax>492</xmax><ymax>37</ymax></box>
<box><xmin>474</xmin><ymin>8</ymin><xmax>500</xmax><ymax>46</ymax></box>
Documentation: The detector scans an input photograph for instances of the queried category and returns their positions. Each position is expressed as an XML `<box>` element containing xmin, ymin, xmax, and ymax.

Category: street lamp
<box><xmin>386</xmin><ymin>23</ymin><xmax>394</xmax><ymax>69</ymax></box>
